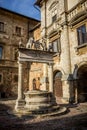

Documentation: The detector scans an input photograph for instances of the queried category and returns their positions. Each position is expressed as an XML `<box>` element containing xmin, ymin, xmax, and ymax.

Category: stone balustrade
<box><xmin>68</xmin><ymin>1</ymin><xmax>87</xmax><ymax>21</ymax></box>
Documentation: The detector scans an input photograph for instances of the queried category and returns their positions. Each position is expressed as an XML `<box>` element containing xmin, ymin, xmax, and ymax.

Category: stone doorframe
<box><xmin>15</xmin><ymin>48</ymin><xmax>55</xmax><ymax>111</ymax></box>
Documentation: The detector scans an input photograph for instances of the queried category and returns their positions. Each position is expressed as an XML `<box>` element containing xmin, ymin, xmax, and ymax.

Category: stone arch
<box><xmin>73</xmin><ymin>61</ymin><xmax>87</xmax><ymax>79</ymax></box>
<box><xmin>53</xmin><ymin>66</ymin><xmax>65</xmax><ymax>76</ymax></box>
<box><xmin>73</xmin><ymin>61</ymin><xmax>87</xmax><ymax>102</ymax></box>
<box><xmin>78</xmin><ymin>61</ymin><xmax>87</xmax><ymax>68</ymax></box>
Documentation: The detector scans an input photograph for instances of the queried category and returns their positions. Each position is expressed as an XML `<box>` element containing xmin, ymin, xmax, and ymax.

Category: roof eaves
<box><xmin>0</xmin><ymin>7</ymin><xmax>40</xmax><ymax>22</ymax></box>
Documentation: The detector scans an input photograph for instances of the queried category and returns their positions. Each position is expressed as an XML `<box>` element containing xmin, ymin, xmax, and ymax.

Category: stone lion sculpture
<box><xmin>26</xmin><ymin>37</ymin><xmax>34</xmax><ymax>49</ymax></box>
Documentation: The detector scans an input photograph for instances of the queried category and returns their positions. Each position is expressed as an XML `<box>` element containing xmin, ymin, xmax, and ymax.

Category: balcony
<box><xmin>68</xmin><ymin>0</ymin><xmax>87</xmax><ymax>23</ymax></box>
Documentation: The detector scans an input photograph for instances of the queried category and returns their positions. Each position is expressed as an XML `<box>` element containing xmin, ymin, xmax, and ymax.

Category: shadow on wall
<box><xmin>0</xmin><ymin>84</ymin><xmax>17</xmax><ymax>99</ymax></box>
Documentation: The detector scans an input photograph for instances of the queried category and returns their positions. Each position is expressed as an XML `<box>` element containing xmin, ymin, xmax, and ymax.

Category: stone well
<box><xmin>14</xmin><ymin>48</ymin><xmax>67</xmax><ymax>116</ymax></box>
<box><xmin>24</xmin><ymin>90</ymin><xmax>63</xmax><ymax>115</ymax></box>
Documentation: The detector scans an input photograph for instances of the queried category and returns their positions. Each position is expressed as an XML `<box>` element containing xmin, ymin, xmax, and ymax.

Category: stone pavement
<box><xmin>0</xmin><ymin>98</ymin><xmax>87</xmax><ymax>130</ymax></box>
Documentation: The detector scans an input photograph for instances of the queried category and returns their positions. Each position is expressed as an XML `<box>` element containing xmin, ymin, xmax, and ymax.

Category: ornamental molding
<box><xmin>49</xmin><ymin>1</ymin><xmax>59</xmax><ymax>11</ymax></box>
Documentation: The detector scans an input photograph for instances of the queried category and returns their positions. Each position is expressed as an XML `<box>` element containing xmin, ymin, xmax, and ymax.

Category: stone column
<box><xmin>15</xmin><ymin>61</ymin><xmax>25</xmax><ymax>111</ymax></box>
<box><xmin>49</xmin><ymin>63</ymin><xmax>53</xmax><ymax>92</ymax></box>
<box><xmin>18</xmin><ymin>61</ymin><xmax>23</xmax><ymax>99</ymax></box>
<box><xmin>74</xmin><ymin>80</ymin><xmax>78</xmax><ymax>103</ymax></box>
<box><xmin>61</xmin><ymin>25</ymin><xmax>71</xmax><ymax>102</ymax></box>
<box><xmin>40</xmin><ymin>63</ymin><xmax>48</xmax><ymax>91</ymax></box>
<box><xmin>43</xmin><ymin>63</ymin><xmax>48</xmax><ymax>90</ymax></box>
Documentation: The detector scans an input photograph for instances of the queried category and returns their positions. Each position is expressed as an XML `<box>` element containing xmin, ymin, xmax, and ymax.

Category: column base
<box><xmin>61</xmin><ymin>97</ymin><xmax>69</xmax><ymax>103</ymax></box>
<box><xmin>15</xmin><ymin>99</ymin><xmax>25</xmax><ymax>112</ymax></box>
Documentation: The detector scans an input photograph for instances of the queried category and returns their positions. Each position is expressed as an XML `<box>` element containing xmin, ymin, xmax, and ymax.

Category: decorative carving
<box><xmin>49</xmin><ymin>1</ymin><xmax>59</xmax><ymax>11</ymax></box>
<box><xmin>47</xmin><ymin>43</ymin><xmax>53</xmax><ymax>51</ymax></box>
<box><xmin>19</xmin><ymin>39</ymin><xmax>24</xmax><ymax>47</ymax></box>
<box><xmin>26</xmin><ymin>37</ymin><xmax>47</xmax><ymax>51</ymax></box>
<box><xmin>19</xmin><ymin>48</ymin><xmax>55</xmax><ymax>64</ymax></box>
<box><xmin>26</xmin><ymin>37</ymin><xmax>34</xmax><ymax>48</ymax></box>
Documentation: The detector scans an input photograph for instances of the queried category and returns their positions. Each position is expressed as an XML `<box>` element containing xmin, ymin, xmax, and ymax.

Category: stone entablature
<box><xmin>18</xmin><ymin>48</ymin><xmax>55</xmax><ymax>64</ymax></box>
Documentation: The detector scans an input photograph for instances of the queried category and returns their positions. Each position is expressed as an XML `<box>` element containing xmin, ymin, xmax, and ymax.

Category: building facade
<box><xmin>0</xmin><ymin>7</ymin><xmax>40</xmax><ymax>98</ymax></box>
<box><xmin>35</xmin><ymin>0</ymin><xmax>87</xmax><ymax>103</ymax></box>
<box><xmin>28</xmin><ymin>23</ymin><xmax>43</xmax><ymax>91</ymax></box>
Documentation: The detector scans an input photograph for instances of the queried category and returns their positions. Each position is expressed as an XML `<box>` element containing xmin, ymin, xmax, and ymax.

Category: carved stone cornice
<box><xmin>67</xmin><ymin>0</ymin><xmax>87</xmax><ymax>23</ymax></box>
<box><xmin>18</xmin><ymin>48</ymin><xmax>56</xmax><ymax>64</ymax></box>
<box><xmin>68</xmin><ymin>10</ymin><xmax>87</xmax><ymax>26</ymax></box>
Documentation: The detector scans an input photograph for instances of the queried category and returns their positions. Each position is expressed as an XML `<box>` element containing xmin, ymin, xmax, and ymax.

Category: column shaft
<box><xmin>49</xmin><ymin>63</ymin><xmax>53</xmax><ymax>92</ymax></box>
<box><xmin>43</xmin><ymin>63</ymin><xmax>48</xmax><ymax>90</ymax></box>
<box><xmin>18</xmin><ymin>62</ymin><xmax>23</xmax><ymax>100</ymax></box>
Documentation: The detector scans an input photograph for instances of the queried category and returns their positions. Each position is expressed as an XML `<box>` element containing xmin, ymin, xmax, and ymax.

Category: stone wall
<box><xmin>39</xmin><ymin>0</ymin><xmax>87</xmax><ymax>102</ymax></box>
<box><xmin>0</xmin><ymin>8</ymin><xmax>39</xmax><ymax>98</ymax></box>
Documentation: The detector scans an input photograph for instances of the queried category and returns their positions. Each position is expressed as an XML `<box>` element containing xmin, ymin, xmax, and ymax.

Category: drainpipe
<box><xmin>28</xmin><ymin>21</ymin><xmax>30</xmax><ymax>40</ymax></box>
<box><xmin>44</xmin><ymin>0</ymin><xmax>47</xmax><ymax>39</ymax></box>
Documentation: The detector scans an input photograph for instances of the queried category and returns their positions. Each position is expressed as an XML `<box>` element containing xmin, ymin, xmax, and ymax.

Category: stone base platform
<box><xmin>12</xmin><ymin>90</ymin><xmax>67</xmax><ymax>117</ymax></box>
<box><xmin>8</xmin><ymin>106</ymin><xmax>67</xmax><ymax>118</ymax></box>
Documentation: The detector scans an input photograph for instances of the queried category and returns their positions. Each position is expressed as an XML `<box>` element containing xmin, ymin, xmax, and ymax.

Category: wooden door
<box><xmin>54</xmin><ymin>71</ymin><xmax>62</xmax><ymax>98</ymax></box>
<box><xmin>54</xmin><ymin>77</ymin><xmax>63</xmax><ymax>97</ymax></box>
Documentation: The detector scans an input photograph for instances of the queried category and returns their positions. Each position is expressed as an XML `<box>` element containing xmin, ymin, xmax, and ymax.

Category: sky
<box><xmin>0</xmin><ymin>0</ymin><xmax>41</xmax><ymax>20</ymax></box>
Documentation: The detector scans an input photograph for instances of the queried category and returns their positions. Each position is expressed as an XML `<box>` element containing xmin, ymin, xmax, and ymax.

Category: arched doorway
<box><xmin>77</xmin><ymin>64</ymin><xmax>87</xmax><ymax>102</ymax></box>
<box><xmin>53</xmin><ymin>71</ymin><xmax>63</xmax><ymax>99</ymax></box>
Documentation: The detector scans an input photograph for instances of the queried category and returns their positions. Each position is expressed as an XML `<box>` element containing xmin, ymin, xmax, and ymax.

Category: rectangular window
<box><xmin>77</xmin><ymin>25</ymin><xmax>87</xmax><ymax>45</ymax></box>
<box><xmin>15</xmin><ymin>26</ymin><xmax>21</xmax><ymax>36</ymax></box>
<box><xmin>52</xmin><ymin>14</ymin><xmax>57</xmax><ymax>23</ymax></box>
<box><xmin>52</xmin><ymin>38</ymin><xmax>61</xmax><ymax>53</ymax></box>
<box><xmin>0</xmin><ymin>22</ymin><xmax>4</xmax><ymax>32</ymax></box>
<box><xmin>14</xmin><ymin>75</ymin><xmax>18</xmax><ymax>82</ymax></box>
<box><xmin>0</xmin><ymin>46</ymin><xmax>3</xmax><ymax>59</ymax></box>
<box><xmin>52</xmin><ymin>9</ymin><xmax>57</xmax><ymax>23</ymax></box>
<box><xmin>0</xmin><ymin>74</ymin><xmax>2</xmax><ymax>82</ymax></box>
